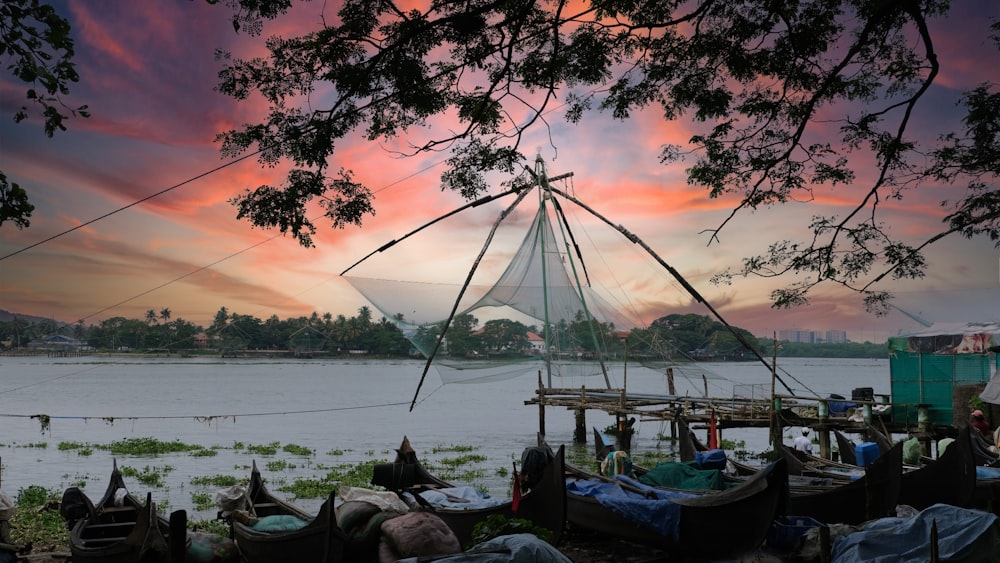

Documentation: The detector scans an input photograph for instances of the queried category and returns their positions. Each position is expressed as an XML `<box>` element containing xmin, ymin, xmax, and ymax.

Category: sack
<box><xmin>520</xmin><ymin>447</ymin><xmax>552</xmax><ymax>488</ymax></box>
<box><xmin>213</xmin><ymin>485</ymin><xmax>248</xmax><ymax>514</ymax></box>
<box><xmin>600</xmin><ymin>451</ymin><xmax>633</xmax><ymax>477</ymax></box>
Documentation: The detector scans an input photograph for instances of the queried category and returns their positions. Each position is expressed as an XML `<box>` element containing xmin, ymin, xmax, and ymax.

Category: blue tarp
<box><xmin>566</xmin><ymin>475</ymin><xmax>696</xmax><ymax>541</ymax></box>
<box><xmin>976</xmin><ymin>466</ymin><xmax>1000</xmax><ymax>480</ymax></box>
<box><xmin>832</xmin><ymin>504</ymin><xmax>1000</xmax><ymax>562</ymax></box>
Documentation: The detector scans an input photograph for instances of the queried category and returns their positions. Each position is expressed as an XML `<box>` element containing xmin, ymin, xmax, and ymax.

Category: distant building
<box><xmin>825</xmin><ymin>330</ymin><xmax>848</xmax><ymax>344</ymax></box>
<box><xmin>28</xmin><ymin>334</ymin><xmax>89</xmax><ymax>351</ymax></box>
<box><xmin>525</xmin><ymin>331</ymin><xmax>546</xmax><ymax>354</ymax></box>
<box><xmin>778</xmin><ymin>329</ymin><xmax>849</xmax><ymax>344</ymax></box>
<box><xmin>779</xmin><ymin>330</ymin><xmax>815</xmax><ymax>343</ymax></box>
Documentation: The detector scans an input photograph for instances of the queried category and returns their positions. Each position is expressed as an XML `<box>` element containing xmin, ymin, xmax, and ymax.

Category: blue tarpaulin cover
<box><xmin>832</xmin><ymin>504</ymin><xmax>1000</xmax><ymax>562</ymax></box>
<box><xmin>976</xmin><ymin>466</ymin><xmax>1000</xmax><ymax>480</ymax></box>
<box><xmin>566</xmin><ymin>475</ymin><xmax>696</xmax><ymax>540</ymax></box>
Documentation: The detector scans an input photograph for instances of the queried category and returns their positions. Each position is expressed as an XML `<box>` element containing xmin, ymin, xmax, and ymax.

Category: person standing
<box><xmin>793</xmin><ymin>428</ymin><xmax>813</xmax><ymax>454</ymax></box>
<box><xmin>972</xmin><ymin>409</ymin><xmax>991</xmax><ymax>438</ymax></box>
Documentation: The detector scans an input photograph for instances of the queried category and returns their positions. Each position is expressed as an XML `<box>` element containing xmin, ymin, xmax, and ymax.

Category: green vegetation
<box><xmin>2</xmin><ymin>306</ymin><xmax>888</xmax><ymax>361</ymax></box>
<box><xmin>8</xmin><ymin>486</ymin><xmax>68</xmax><ymax>552</ymax></box>
<box><xmin>190</xmin><ymin>492</ymin><xmax>215</xmax><ymax>511</ymax></box>
<box><xmin>431</xmin><ymin>444</ymin><xmax>478</xmax><ymax>454</ymax></box>
<box><xmin>190</xmin><ymin>475</ymin><xmax>240</xmax><ymax>487</ymax></box>
<box><xmin>110</xmin><ymin>437</ymin><xmax>203</xmax><ymax>455</ymax></box>
<box><xmin>282</xmin><ymin>444</ymin><xmax>313</xmax><ymax>456</ymax></box>
<box><xmin>439</xmin><ymin>454</ymin><xmax>487</xmax><ymax>467</ymax></box>
<box><xmin>244</xmin><ymin>442</ymin><xmax>279</xmax><ymax>456</ymax></box>
<box><xmin>278</xmin><ymin>458</ymin><xmax>389</xmax><ymax>500</ymax></box>
<box><xmin>471</xmin><ymin>515</ymin><xmax>554</xmax><ymax>549</ymax></box>
<box><xmin>120</xmin><ymin>465</ymin><xmax>172</xmax><ymax>488</ymax></box>
<box><xmin>266</xmin><ymin>460</ymin><xmax>292</xmax><ymax>472</ymax></box>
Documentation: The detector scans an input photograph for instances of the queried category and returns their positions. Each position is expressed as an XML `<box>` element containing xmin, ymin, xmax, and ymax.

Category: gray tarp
<box><xmin>832</xmin><ymin>504</ymin><xmax>1000</xmax><ymax>562</ymax></box>
<box><xmin>395</xmin><ymin>534</ymin><xmax>570</xmax><ymax>563</ymax></box>
<box><xmin>977</xmin><ymin>368</ymin><xmax>1000</xmax><ymax>404</ymax></box>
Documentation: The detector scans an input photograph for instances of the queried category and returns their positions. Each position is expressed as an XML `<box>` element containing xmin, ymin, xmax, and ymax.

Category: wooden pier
<box><xmin>526</xmin><ymin>373</ymin><xmax>945</xmax><ymax>459</ymax></box>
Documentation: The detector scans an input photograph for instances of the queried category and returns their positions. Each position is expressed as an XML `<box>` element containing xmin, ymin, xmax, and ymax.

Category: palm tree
<box><xmin>159</xmin><ymin>308</ymin><xmax>171</xmax><ymax>323</ymax></box>
<box><xmin>145</xmin><ymin>309</ymin><xmax>157</xmax><ymax>325</ymax></box>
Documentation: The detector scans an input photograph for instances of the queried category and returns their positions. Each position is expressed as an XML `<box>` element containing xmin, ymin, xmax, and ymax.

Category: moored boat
<box><xmin>227</xmin><ymin>460</ymin><xmax>346</xmax><ymax>563</ymax></box>
<box><xmin>371</xmin><ymin>436</ymin><xmax>566</xmax><ymax>547</ymax></box>
<box><xmin>897</xmin><ymin>425</ymin><xmax>977</xmax><ymax>510</ymax></box>
<box><xmin>561</xmin><ymin>452</ymin><xmax>787</xmax><ymax>559</ymax></box>
<box><xmin>783</xmin><ymin>440</ymin><xmax>903</xmax><ymax>525</ymax></box>
<box><xmin>59</xmin><ymin>460</ymin><xmax>180</xmax><ymax>563</ymax></box>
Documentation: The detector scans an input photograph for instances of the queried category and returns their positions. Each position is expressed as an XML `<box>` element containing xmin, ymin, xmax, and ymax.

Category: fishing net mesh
<box><xmin>345</xmin><ymin>196</ymin><xmax>637</xmax><ymax>386</ymax></box>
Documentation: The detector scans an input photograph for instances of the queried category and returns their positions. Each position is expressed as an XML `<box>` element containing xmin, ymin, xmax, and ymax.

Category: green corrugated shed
<box><xmin>889</xmin><ymin>322</ymin><xmax>1000</xmax><ymax>426</ymax></box>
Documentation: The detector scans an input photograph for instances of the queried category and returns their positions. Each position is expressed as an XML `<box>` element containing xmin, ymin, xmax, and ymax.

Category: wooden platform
<box><xmin>526</xmin><ymin>383</ymin><xmax>945</xmax><ymax>459</ymax></box>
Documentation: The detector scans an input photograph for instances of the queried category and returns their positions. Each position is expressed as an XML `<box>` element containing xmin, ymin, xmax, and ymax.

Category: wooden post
<box><xmin>572</xmin><ymin>386</ymin><xmax>587</xmax><ymax>443</ymax></box>
<box><xmin>771</xmin><ymin>396</ymin><xmax>783</xmax><ymax>446</ymax></box>
<box><xmin>537</xmin><ymin>371</ymin><xmax>545</xmax><ymax>438</ymax></box>
<box><xmin>819</xmin><ymin>429</ymin><xmax>831</xmax><ymax>460</ymax></box>
<box><xmin>667</xmin><ymin>367</ymin><xmax>676</xmax><ymax>395</ymax></box>
<box><xmin>930</xmin><ymin>519</ymin><xmax>939</xmax><ymax>562</ymax></box>
<box><xmin>770</xmin><ymin>333</ymin><xmax>778</xmax><ymax>446</ymax></box>
<box><xmin>819</xmin><ymin>524</ymin><xmax>831</xmax><ymax>563</ymax></box>
<box><xmin>616</xmin><ymin>390</ymin><xmax>632</xmax><ymax>453</ymax></box>
<box><xmin>818</xmin><ymin>399</ymin><xmax>830</xmax><ymax>459</ymax></box>
<box><xmin>574</xmin><ymin>408</ymin><xmax>586</xmax><ymax>443</ymax></box>
<box><xmin>0</xmin><ymin>454</ymin><xmax>7</xmax><ymax>544</ymax></box>
<box><xmin>169</xmin><ymin>509</ymin><xmax>187</xmax><ymax>563</ymax></box>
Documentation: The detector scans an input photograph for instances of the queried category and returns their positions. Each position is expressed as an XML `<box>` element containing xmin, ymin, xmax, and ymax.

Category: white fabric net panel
<box><xmin>345</xmin><ymin>201</ymin><xmax>635</xmax><ymax>385</ymax></box>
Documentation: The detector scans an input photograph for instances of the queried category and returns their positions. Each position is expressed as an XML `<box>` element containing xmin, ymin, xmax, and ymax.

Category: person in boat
<box><xmin>793</xmin><ymin>428</ymin><xmax>813</xmax><ymax>454</ymax></box>
<box><xmin>971</xmin><ymin>409</ymin><xmax>991</xmax><ymax>439</ymax></box>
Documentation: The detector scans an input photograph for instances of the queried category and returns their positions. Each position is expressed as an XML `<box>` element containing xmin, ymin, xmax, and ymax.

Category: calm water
<box><xmin>0</xmin><ymin>355</ymin><xmax>889</xmax><ymax>519</ymax></box>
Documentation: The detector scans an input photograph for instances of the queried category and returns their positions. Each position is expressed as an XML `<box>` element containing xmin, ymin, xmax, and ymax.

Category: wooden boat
<box><xmin>789</xmin><ymin>422</ymin><xmax>977</xmax><ymax>516</ymax></box>
<box><xmin>897</xmin><ymin>425</ymin><xmax>977</xmax><ymax>510</ymax></box>
<box><xmin>562</xmin><ymin>452</ymin><xmax>788</xmax><ymax>559</ymax></box>
<box><xmin>228</xmin><ymin>460</ymin><xmax>346</xmax><ymax>563</ymax></box>
<box><xmin>59</xmin><ymin>460</ymin><xmax>181</xmax><ymax>563</ymax></box>
<box><xmin>865</xmin><ymin>423</ymin><xmax>895</xmax><ymax>453</ymax></box>
<box><xmin>782</xmin><ymin>440</ymin><xmax>903</xmax><ymax>525</ymax></box>
<box><xmin>371</xmin><ymin>436</ymin><xmax>566</xmax><ymax>547</ymax></box>
<box><xmin>779</xmin><ymin>443</ymin><xmax>865</xmax><ymax>481</ymax></box>
<box><xmin>833</xmin><ymin>428</ymin><xmax>859</xmax><ymax>465</ymax></box>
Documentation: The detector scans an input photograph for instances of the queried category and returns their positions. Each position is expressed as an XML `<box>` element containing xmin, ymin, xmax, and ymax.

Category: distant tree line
<box><xmin>0</xmin><ymin>306</ymin><xmax>412</xmax><ymax>356</ymax></box>
<box><xmin>0</xmin><ymin>309</ymin><xmax>887</xmax><ymax>359</ymax></box>
<box><xmin>757</xmin><ymin>339</ymin><xmax>887</xmax><ymax>359</ymax></box>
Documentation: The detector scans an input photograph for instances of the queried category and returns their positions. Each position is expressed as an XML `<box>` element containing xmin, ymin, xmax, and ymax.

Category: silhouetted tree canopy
<box><xmin>0</xmin><ymin>0</ymin><xmax>89</xmax><ymax>229</ymax></box>
<box><xmin>212</xmin><ymin>0</ymin><xmax>999</xmax><ymax>315</ymax></box>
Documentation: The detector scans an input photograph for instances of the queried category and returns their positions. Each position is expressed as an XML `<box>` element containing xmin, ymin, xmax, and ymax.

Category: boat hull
<box><xmin>373</xmin><ymin>437</ymin><xmax>566</xmax><ymax>547</ymax></box>
<box><xmin>565</xmin><ymin>458</ymin><xmax>787</xmax><ymax>558</ymax></box>
<box><xmin>230</xmin><ymin>461</ymin><xmax>346</xmax><ymax>563</ymax></box>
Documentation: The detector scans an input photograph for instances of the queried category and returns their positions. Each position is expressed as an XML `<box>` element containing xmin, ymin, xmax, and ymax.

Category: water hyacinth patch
<box><xmin>119</xmin><ymin>465</ymin><xmax>173</xmax><ymax>488</ymax></box>
<box><xmin>282</xmin><ymin>443</ymin><xmax>313</xmax><ymax>456</ymax></box>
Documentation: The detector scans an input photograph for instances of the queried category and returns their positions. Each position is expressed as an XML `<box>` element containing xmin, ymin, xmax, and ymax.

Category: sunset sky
<box><xmin>1</xmin><ymin>1</ymin><xmax>998</xmax><ymax>344</ymax></box>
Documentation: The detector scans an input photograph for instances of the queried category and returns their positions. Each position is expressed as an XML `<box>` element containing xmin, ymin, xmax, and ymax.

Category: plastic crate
<box><xmin>766</xmin><ymin>516</ymin><xmax>823</xmax><ymax>552</ymax></box>
<box><xmin>855</xmin><ymin>441</ymin><xmax>880</xmax><ymax>467</ymax></box>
